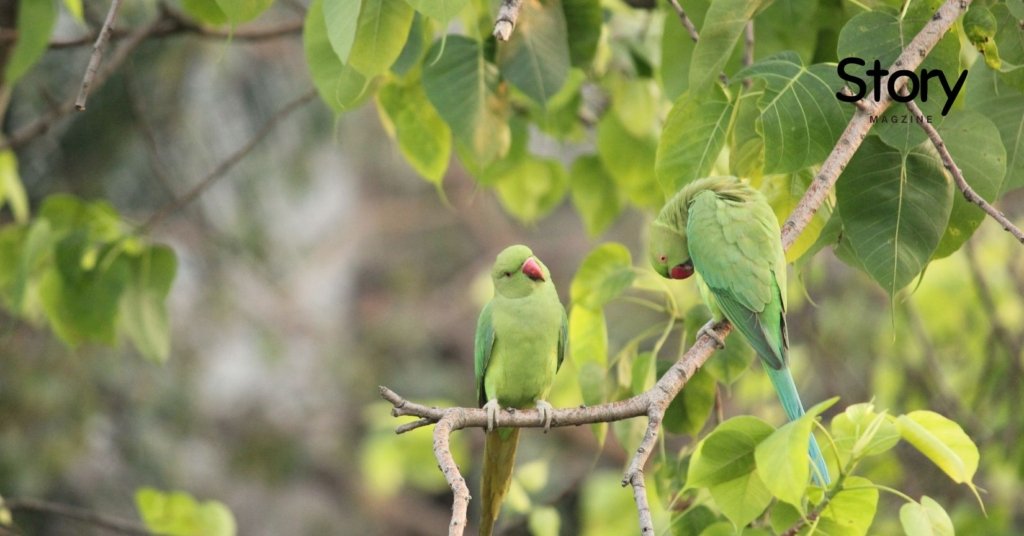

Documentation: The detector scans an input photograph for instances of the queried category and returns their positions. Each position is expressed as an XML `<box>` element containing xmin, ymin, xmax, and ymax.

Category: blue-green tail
<box><xmin>765</xmin><ymin>366</ymin><xmax>831</xmax><ymax>487</ymax></box>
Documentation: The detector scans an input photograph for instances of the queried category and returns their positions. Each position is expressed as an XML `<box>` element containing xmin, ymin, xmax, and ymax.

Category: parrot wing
<box><xmin>686</xmin><ymin>190</ymin><xmax>788</xmax><ymax>370</ymax></box>
<box><xmin>475</xmin><ymin>300</ymin><xmax>496</xmax><ymax>407</ymax></box>
<box><xmin>557</xmin><ymin>305</ymin><xmax>567</xmax><ymax>373</ymax></box>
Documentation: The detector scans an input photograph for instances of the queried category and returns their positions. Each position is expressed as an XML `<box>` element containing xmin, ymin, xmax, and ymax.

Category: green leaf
<box><xmin>687</xmin><ymin>416</ymin><xmax>775</xmax><ymax>528</ymax></box>
<box><xmin>496</xmin><ymin>0</ymin><xmax>570</xmax><ymax>105</ymax></box>
<box><xmin>835</xmin><ymin>136</ymin><xmax>952</xmax><ymax>296</ymax></box>
<box><xmin>120</xmin><ymin>246</ymin><xmax>177</xmax><ymax>363</ymax></box>
<box><xmin>932</xmin><ymin>111</ymin><xmax>1006</xmax><ymax>258</ymax></box>
<box><xmin>62</xmin><ymin>0</ymin><xmax>84</xmax><ymax>23</ymax></box>
<box><xmin>896</xmin><ymin>411</ymin><xmax>980</xmax><ymax>493</ymax></box>
<box><xmin>562</xmin><ymin>0</ymin><xmax>601</xmax><ymax>67</ymax></box>
<box><xmin>323</xmin><ymin>0</ymin><xmax>361</xmax><ymax>64</ymax></box>
<box><xmin>493</xmin><ymin>156</ymin><xmax>568</xmax><ymax>223</ymax></box>
<box><xmin>376</xmin><ymin>76</ymin><xmax>452</xmax><ymax>184</ymax></box>
<box><xmin>656</xmin><ymin>87</ymin><xmax>733</xmax><ymax>196</ymax></box>
<box><xmin>734</xmin><ymin>52</ymin><xmax>851</xmax><ymax>174</ymax></box>
<box><xmin>569</xmin><ymin>155</ymin><xmax>621</xmax><ymax>237</ymax></box>
<box><xmin>569</xmin><ymin>304</ymin><xmax>607</xmax><ymax>369</ymax></box>
<box><xmin>661</xmin><ymin>360</ymin><xmax>715</xmax><ymax>436</ymax></box>
<box><xmin>423</xmin><ymin>36</ymin><xmax>510</xmax><ymax>170</ymax></box>
<box><xmin>900</xmin><ymin>497</ymin><xmax>954</xmax><ymax>536</ymax></box>
<box><xmin>404</xmin><ymin>0</ymin><xmax>468</xmax><ymax>21</ymax></box>
<box><xmin>836</xmin><ymin>8</ymin><xmax>961</xmax><ymax>150</ymax></box>
<box><xmin>0</xmin><ymin>150</ymin><xmax>28</xmax><ymax>223</ymax></box>
<box><xmin>304</xmin><ymin>0</ymin><xmax>371</xmax><ymax>114</ymax></box>
<box><xmin>348</xmin><ymin>0</ymin><xmax>415</xmax><ymax>77</ymax></box>
<box><xmin>135</xmin><ymin>487</ymin><xmax>237</xmax><ymax>536</ymax></box>
<box><xmin>40</xmin><ymin>244</ymin><xmax>130</xmax><ymax>346</ymax></box>
<box><xmin>830</xmin><ymin>403</ymin><xmax>899</xmax><ymax>463</ymax></box>
<box><xmin>730</xmin><ymin>90</ymin><xmax>764</xmax><ymax>179</ymax></box>
<box><xmin>528</xmin><ymin>506</ymin><xmax>560</xmax><ymax>536</ymax></box>
<box><xmin>659</xmin><ymin>0</ymin><xmax>708</xmax><ymax>100</ymax></box>
<box><xmin>671</xmin><ymin>505</ymin><xmax>717</xmax><ymax>536</ymax></box>
<box><xmin>754</xmin><ymin>399</ymin><xmax>834</xmax><ymax>507</ymax></box>
<box><xmin>213</xmin><ymin>0</ymin><xmax>274</xmax><ymax>23</ymax></box>
<box><xmin>181</xmin><ymin>0</ymin><xmax>228</xmax><ymax>25</ymax></box>
<box><xmin>569</xmin><ymin>243</ymin><xmax>635</xmax><ymax>310</ymax></box>
<box><xmin>967</xmin><ymin>89</ymin><xmax>1024</xmax><ymax>192</ymax></box>
<box><xmin>6</xmin><ymin>0</ymin><xmax>58</xmax><ymax>85</ymax></box>
<box><xmin>578</xmin><ymin>361</ymin><xmax>607</xmax><ymax>408</ymax></box>
<box><xmin>597</xmin><ymin>113</ymin><xmax>662</xmax><ymax>209</ymax></box>
<box><xmin>689</xmin><ymin>0</ymin><xmax>764</xmax><ymax>93</ymax></box>
<box><xmin>390</xmin><ymin>12</ymin><xmax>427</xmax><ymax>76</ymax></box>
<box><xmin>631</xmin><ymin>352</ymin><xmax>655</xmax><ymax>395</ymax></box>
<box><xmin>770</xmin><ymin>476</ymin><xmax>878</xmax><ymax>536</ymax></box>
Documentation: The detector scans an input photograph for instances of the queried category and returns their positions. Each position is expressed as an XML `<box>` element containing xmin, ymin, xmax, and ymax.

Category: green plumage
<box><xmin>474</xmin><ymin>245</ymin><xmax>567</xmax><ymax>535</ymax></box>
<box><xmin>649</xmin><ymin>176</ymin><xmax>830</xmax><ymax>486</ymax></box>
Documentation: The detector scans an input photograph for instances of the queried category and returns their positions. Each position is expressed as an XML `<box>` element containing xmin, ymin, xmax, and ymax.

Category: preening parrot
<box><xmin>475</xmin><ymin>245</ymin><xmax>567</xmax><ymax>535</ymax></box>
<box><xmin>648</xmin><ymin>176</ymin><xmax>831</xmax><ymax>486</ymax></box>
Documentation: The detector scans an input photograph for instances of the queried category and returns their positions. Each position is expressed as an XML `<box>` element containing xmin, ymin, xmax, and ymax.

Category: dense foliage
<box><xmin>2</xmin><ymin>0</ymin><xmax>1023</xmax><ymax>534</ymax></box>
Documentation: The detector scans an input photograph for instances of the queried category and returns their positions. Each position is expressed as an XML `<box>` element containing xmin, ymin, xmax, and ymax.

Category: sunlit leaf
<box><xmin>569</xmin><ymin>155</ymin><xmax>621</xmax><ymax>237</ymax></box>
<box><xmin>135</xmin><ymin>487</ymin><xmax>237</xmax><ymax>536</ymax></box>
<box><xmin>214</xmin><ymin>0</ymin><xmax>274</xmax><ymax>23</ymax></box>
<box><xmin>304</xmin><ymin>0</ymin><xmax>371</xmax><ymax>114</ymax></box>
<box><xmin>404</xmin><ymin>0</ymin><xmax>468</xmax><ymax>22</ymax></box>
<box><xmin>6</xmin><ymin>0</ymin><xmax>58</xmax><ymax>85</ymax></box>
<box><xmin>376</xmin><ymin>76</ymin><xmax>452</xmax><ymax>184</ymax></box>
<box><xmin>182</xmin><ymin>0</ymin><xmax>228</xmax><ymax>25</ymax></box>
<box><xmin>493</xmin><ymin>156</ymin><xmax>568</xmax><ymax>223</ymax></box>
<box><xmin>348</xmin><ymin>0</ymin><xmax>415</xmax><ymax>77</ymax></box>
<box><xmin>597</xmin><ymin>113</ymin><xmax>662</xmax><ymax>208</ymax></box>
<box><xmin>0</xmin><ymin>150</ymin><xmax>28</xmax><ymax>224</ymax></box>
<box><xmin>569</xmin><ymin>305</ymin><xmax>607</xmax><ymax>368</ymax></box>
<box><xmin>899</xmin><ymin>496</ymin><xmax>954</xmax><ymax>536</ymax></box>
<box><xmin>323</xmin><ymin>0</ymin><xmax>361</xmax><ymax>63</ymax></box>
<box><xmin>896</xmin><ymin>411</ymin><xmax>980</xmax><ymax>493</ymax></box>
<box><xmin>830</xmin><ymin>403</ymin><xmax>899</xmax><ymax>463</ymax></box>
<box><xmin>689</xmin><ymin>0</ymin><xmax>765</xmax><ymax>93</ymax></box>
<box><xmin>529</xmin><ymin>506</ymin><xmax>560</xmax><ymax>536</ymax></box>
<box><xmin>569</xmin><ymin>243</ymin><xmax>635</xmax><ymax>310</ymax></box>
<box><xmin>754</xmin><ymin>398</ymin><xmax>834</xmax><ymax>507</ymax></box>
<box><xmin>656</xmin><ymin>87</ymin><xmax>733</xmax><ymax>196</ymax></box>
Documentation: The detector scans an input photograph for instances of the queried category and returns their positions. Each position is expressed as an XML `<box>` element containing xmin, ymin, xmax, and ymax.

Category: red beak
<box><xmin>522</xmin><ymin>257</ymin><xmax>545</xmax><ymax>282</ymax></box>
<box><xmin>669</xmin><ymin>261</ymin><xmax>694</xmax><ymax>280</ymax></box>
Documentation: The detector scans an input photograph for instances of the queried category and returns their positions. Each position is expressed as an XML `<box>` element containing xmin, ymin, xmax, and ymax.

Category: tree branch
<box><xmin>781</xmin><ymin>0</ymin><xmax>972</xmax><ymax>250</ymax></box>
<box><xmin>75</xmin><ymin>0</ymin><xmax>123</xmax><ymax>110</ymax></box>
<box><xmin>664</xmin><ymin>0</ymin><xmax>700</xmax><ymax>43</ymax></box>
<box><xmin>6</xmin><ymin>498</ymin><xmax>152</xmax><ymax>535</ymax></box>
<box><xmin>903</xmin><ymin>97</ymin><xmax>1024</xmax><ymax>244</ymax></box>
<box><xmin>493</xmin><ymin>0</ymin><xmax>524</xmax><ymax>42</ymax></box>
<box><xmin>137</xmin><ymin>88</ymin><xmax>317</xmax><ymax>232</ymax></box>
<box><xmin>380</xmin><ymin>1</ymin><xmax>972</xmax><ymax>534</ymax></box>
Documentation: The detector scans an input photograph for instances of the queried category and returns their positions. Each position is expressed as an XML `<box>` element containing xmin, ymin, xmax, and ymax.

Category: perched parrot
<box><xmin>648</xmin><ymin>176</ymin><xmax>831</xmax><ymax>486</ymax></box>
<box><xmin>475</xmin><ymin>245</ymin><xmax>567</xmax><ymax>536</ymax></box>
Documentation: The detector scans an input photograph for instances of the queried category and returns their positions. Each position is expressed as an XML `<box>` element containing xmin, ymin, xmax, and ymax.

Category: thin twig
<box><xmin>903</xmin><ymin>97</ymin><xmax>1024</xmax><ymax>244</ymax></box>
<box><xmin>665</xmin><ymin>0</ymin><xmax>700</xmax><ymax>43</ymax></box>
<box><xmin>6</xmin><ymin>499</ymin><xmax>152</xmax><ymax>535</ymax></box>
<box><xmin>493</xmin><ymin>0</ymin><xmax>524</xmax><ymax>41</ymax></box>
<box><xmin>3</xmin><ymin>14</ymin><xmax>165</xmax><ymax>151</ymax></box>
<box><xmin>138</xmin><ymin>88</ymin><xmax>317</xmax><ymax>232</ymax></box>
<box><xmin>75</xmin><ymin>0</ymin><xmax>123</xmax><ymax>110</ymax></box>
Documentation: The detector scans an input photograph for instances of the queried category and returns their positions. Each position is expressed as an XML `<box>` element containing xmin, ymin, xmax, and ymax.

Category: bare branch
<box><xmin>903</xmin><ymin>97</ymin><xmax>1024</xmax><ymax>244</ymax></box>
<box><xmin>138</xmin><ymin>88</ymin><xmax>317</xmax><ymax>233</ymax></box>
<box><xmin>6</xmin><ymin>498</ymin><xmax>152</xmax><ymax>536</ymax></box>
<box><xmin>381</xmin><ymin>1</ymin><xmax>974</xmax><ymax>534</ymax></box>
<box><xmin>781</xmin><ymin>0</ymin><xmax>972</xmax><ymax>250</ymax></box>
<box><xmin>75</xmin><ymin>0</ymin><xmax>124</xmax><ymax>110</ymax></box>
<box><xmin>493</xmin><ymin>0</ymin><xmax>524</xmax><ymax>42</ymax></box>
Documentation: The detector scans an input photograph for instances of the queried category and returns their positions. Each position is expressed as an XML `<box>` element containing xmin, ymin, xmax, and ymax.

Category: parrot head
<box><xmin>491</xmin><ymin>244</ymin><xmax>550</xmax><ymax>298</ymax></box>
<box><xmin>649</xmin><ymin>219</ymin><xmax>694</xmax><ymax>280</ymax></box>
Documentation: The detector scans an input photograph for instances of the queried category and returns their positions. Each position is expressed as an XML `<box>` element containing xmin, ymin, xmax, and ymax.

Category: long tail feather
<box><xmin>765</xmin><ymin>366</ymin><xmax>831</xmax><ymax>486</ymax></box>
<box><xmin>480</xmin><ymin>429</ymin><xmax>520</xmax><ymax>536</ymax></box>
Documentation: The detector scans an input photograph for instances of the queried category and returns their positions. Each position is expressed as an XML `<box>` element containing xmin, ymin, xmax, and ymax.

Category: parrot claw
<box><xmin>535</xmin><ymin>400</ymin><xmax>554</xmax><ymax>433</ymax></box>
<box><xmin>698</xmin><ymin>320</ymin><xmax>726</xmax><ymax>349</ymax></box>
<box><xmin>483</xmin><ymin>399</ymin><xmax>502</xmax><ymax>432</ymax></box>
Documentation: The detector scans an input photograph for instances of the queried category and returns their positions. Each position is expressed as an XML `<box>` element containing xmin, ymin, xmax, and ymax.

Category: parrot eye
<box><xmin>503</xmin><ymin>271</ymin><xmax>511</xmax><ymax>277</ymax></box>
<box><xmin>658</xmin><ymin>255</ymin><xmax>667</xmax><ymax>264</ymax></box>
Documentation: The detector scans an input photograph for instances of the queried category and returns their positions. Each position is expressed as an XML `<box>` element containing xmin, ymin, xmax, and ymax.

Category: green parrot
<box><xmin>648</xmin><ymin>176</ymin><xmax>831</xmax><ymax>486</ymax></box>
<box><xmin>475</xmin><ymin>245</ymin><xmax>567</xmax><ymax>536</ymax></box>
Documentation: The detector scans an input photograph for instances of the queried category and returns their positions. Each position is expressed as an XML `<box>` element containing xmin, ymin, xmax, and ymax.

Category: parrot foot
<box><xmin>483</xmin><ymin>399</ymin><xmax>502</xmax><ymax>432</ymax></box>
<box><xmin>698</xmin><ymin>320</ymin><xmax>726</xmax><ymax>349</ymax></box>
<box><xmin>535</xmin><ymin>400</ymin><xmax>554</xmax><ymax>433</ymax></box>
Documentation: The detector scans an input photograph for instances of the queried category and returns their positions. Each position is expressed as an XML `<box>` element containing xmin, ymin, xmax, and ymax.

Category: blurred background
<box><xmin>4</xmin><ymin>1</ymin><xmax>1024</xmax><ymax>535</ymax></box>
